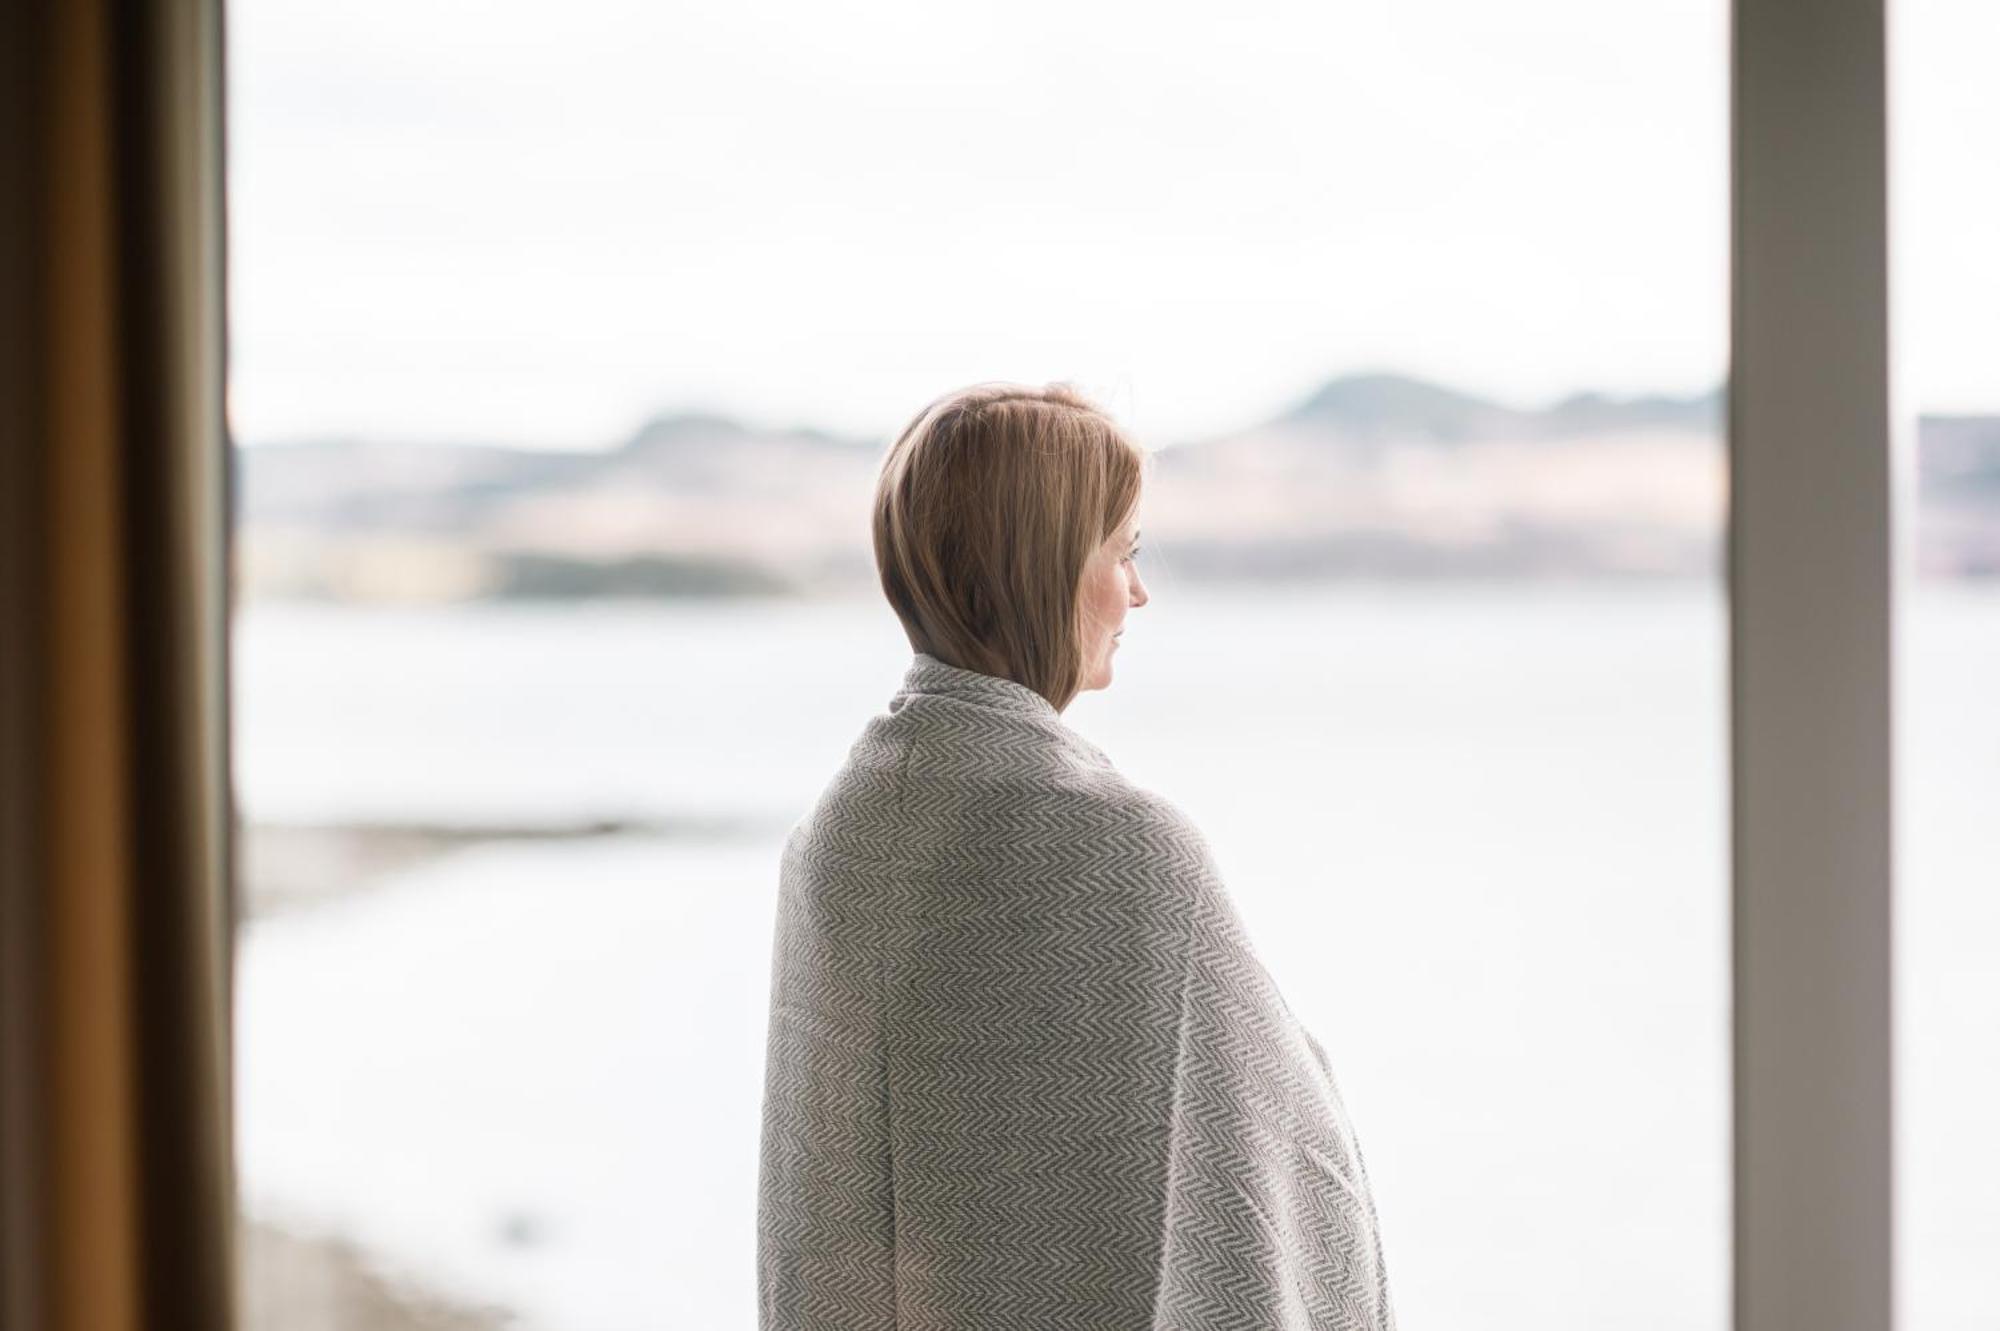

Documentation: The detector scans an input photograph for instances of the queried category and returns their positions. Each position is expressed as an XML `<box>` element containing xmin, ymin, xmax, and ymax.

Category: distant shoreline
<box><xmin>237</xmin><ymin>815</ymin><xmax>773</xmax><ymax>919</ymax></box>
<box><xmin>229</xmin><ymin>375</ymin><xmax>2000</xmax><ymax>602</ymax></box>
<box><xmin>240</xmin><ymin>1217</ymin><xmax>511</xmax><ymax>1330</ymax></box>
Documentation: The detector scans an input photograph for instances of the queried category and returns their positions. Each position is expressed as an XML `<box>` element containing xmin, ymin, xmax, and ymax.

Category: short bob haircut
<box><xmin>873</xmin><ymin>382</ymin><xmax>1150</xmax><ymax>714</ymax></box>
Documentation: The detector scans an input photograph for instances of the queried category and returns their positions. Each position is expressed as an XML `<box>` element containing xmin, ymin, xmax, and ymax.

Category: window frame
<box><xmin>1730</xmin><ymin>0</ymin><xmax>1896</xmax><ymax>1326</ymax></box>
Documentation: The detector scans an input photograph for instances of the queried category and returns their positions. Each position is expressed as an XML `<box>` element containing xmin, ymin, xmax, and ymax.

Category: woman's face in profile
<box><xmin>1078</xmin><ymin>510</ymin><xmax>1149</xmax><ymax>694</ymax></box>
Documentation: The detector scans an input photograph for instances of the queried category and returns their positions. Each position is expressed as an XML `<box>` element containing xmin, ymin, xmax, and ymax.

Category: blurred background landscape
<box><xmin>232</xmin><ymin>371</ymin><xmax>2000</xmax><ymax>607</ymax></box>
<box><xmin>227</xmin><ymin>371</ymin><xmax>2000</xmax><ymax>1331</ymax></box>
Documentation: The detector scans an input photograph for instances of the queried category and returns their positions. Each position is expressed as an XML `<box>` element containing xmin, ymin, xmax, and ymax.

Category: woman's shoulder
<box><xmin>1101</xmin><ymin>779</ymin><xmax>1225</xmax><ymax>880</ymax></box>
<box><xmin>806</xmin><ymin>722</ymin><xmax>1209</xmax><ymax>856</ymax></box>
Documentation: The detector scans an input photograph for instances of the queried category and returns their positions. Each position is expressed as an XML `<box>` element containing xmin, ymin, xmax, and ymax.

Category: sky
<box><xmin>225</xmin><ymin>0</ymin><xmax>1994</xmax><ymax>451</ymax></box>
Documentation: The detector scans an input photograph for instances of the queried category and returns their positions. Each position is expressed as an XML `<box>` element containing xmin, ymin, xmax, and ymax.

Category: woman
<box><xmin>756</xmin><ymin>383</ymin><xmax>1395</xmax><ymax>1330</ymax></box>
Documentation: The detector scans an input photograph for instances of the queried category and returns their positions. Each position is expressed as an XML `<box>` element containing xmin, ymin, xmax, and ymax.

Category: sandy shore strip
<box><xmin>237</xmin><ymin>813</ymin><xmax>776</xmax><ymax>918</ymax></box>
<box><xmin>240</xmin><ymin>1218</ymin><xmax>514</xmax><ymax>1330</ymax></box>
<box><xmin>234</xmin><ymin>814</ymin><xmax>780</xmax><ymax>1322</ymax></box>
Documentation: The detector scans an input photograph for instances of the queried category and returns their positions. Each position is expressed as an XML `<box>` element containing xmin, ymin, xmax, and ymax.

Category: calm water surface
<box><xmin>231</xmin><ymin>582</ymin><xmax>1998</xmax><ymax>1330</ymax></box>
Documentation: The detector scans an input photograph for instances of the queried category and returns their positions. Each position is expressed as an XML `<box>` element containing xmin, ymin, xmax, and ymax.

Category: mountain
<box><xmin>1543</xmin><ymin>387</ymin><xmax>1724</xmax><ymax>436</ymax></box>
<box><xmin>1266</xmin><ymin>372</ymin><xmax>1723</xmax><ymax>444</ymax></box>
<box><xmin>231</xmin><ymin>374</ymin><xmax>1999</xmax><ymax>601</ymax></box>
<box><xmin>1921</xmin><ymin>415</ymin><xmax>2000</xmax><ymax>500</ymax></box>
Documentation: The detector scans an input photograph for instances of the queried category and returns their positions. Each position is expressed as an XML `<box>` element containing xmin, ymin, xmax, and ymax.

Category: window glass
<box><xmin>230</xmin><ymin>2</ymin><xmax>1729</xmax><ymax>1325</ymax></box>
<box><xmin>1892</xmin><ymin>3</ymin><xmax>2000</xmax><ymax>1327</ymax></box>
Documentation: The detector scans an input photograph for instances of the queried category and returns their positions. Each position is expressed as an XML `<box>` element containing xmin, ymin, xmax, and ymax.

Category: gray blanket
<box><xmin>757</xmin><ymin>652</ymin><xmax>1395</xmax><ymax>1330</ymax></box>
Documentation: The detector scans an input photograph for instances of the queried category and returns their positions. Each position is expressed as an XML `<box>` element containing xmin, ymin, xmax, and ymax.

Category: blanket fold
<box><xmin>757</xmin><ymin>652</ymin><xmax>1395</xmax><ymax>1330</ymax></box>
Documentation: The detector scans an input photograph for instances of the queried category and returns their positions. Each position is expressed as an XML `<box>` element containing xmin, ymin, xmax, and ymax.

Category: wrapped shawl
<box><xmin>757</xmin><ymin>651</ymin><xmax>1395</xmax><ymax>1330</ymax></box>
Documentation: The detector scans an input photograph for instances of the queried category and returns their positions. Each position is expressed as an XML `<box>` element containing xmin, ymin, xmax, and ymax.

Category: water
<box><xmin>230</xmin><ymin>582</ymin><xmax>1999</xmax><ymax>1330</ymax></box>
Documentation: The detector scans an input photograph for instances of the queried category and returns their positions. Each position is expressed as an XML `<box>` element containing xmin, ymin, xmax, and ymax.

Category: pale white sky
<box><xmin>225</xmin><ymin>0</ymin><xmax>1993</xmax><ymax>450</ymax></box>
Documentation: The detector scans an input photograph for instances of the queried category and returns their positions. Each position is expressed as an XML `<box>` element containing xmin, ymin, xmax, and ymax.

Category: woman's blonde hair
<box><xmin>873</xmin><ymin>382</ymin><xmax>1149</xmax><ymax>713</ymax></box>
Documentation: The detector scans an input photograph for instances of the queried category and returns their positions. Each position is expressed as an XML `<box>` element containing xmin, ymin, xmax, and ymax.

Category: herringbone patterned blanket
<box><xmin>757</xmin><ymin>652</ymin><xmax>1395</xmax><ymax>1329</ymax></box>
